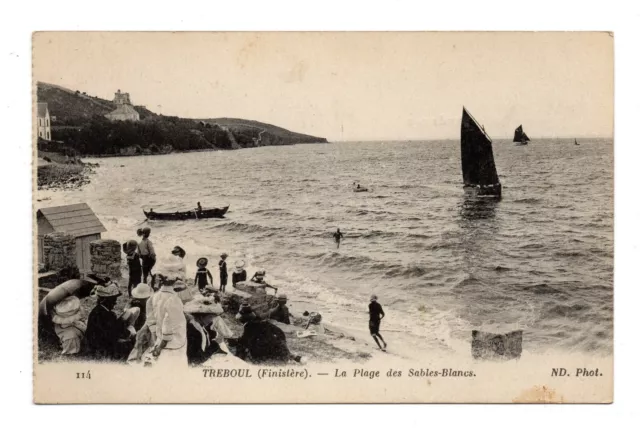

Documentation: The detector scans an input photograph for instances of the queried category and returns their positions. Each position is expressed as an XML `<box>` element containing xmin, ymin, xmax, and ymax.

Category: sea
<box><xmin>37</xmin><ymin>139</ymin><xmax>613</xmax><ymax>359</ymax></box>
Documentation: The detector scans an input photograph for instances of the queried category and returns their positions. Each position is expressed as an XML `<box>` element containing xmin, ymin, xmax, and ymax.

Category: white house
<box><xmin>105</xmin><ymin>89</ymin><xmax>140</xmax><ymax>122</ymax></box>
<box><xmin>37</xmin><ymin>102</ymin><xmax>51</xmax><ymax>140</ymax></box>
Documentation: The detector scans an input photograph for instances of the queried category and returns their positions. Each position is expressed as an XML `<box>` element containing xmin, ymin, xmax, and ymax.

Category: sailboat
<box><xmin>461</xmin><ymin>107</ymin><xmax>502</xmax><ymax>198</ymax></box>
<box><xmin>574</xmin><ymin>138</ymin><xmax>580</xmax><ymax>146</ymax></box>
<box><xmin>513</xmin><ymin>125</ymin><xmax>530</xmax><ymax>146</ymax></box>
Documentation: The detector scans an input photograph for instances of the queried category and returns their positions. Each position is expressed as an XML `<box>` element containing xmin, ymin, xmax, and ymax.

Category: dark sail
<box><xmin>461</xmin><ymin>107</ymin><xmax>500</xmax><ymax>186</ymax></box>
<box><xmin>513</xmin><ymin>125</ymin><xmax>530</xmax><ymax>143</ymax></box>
<box><xmin>575</xmin><ymin>138</ymin><xmax>579</xmax><ymax>145</ymax></box>
<box><xmin>513</xmin><ymin>125</ymin><xmax>524</xmax><ymax>142</ymax></box>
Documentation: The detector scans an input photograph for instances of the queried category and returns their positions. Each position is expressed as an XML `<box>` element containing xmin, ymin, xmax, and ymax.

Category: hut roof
<box><xmin>37</xmin><ymin>203</ymin><xmax>107</xmax><ymax>237</ymax></box>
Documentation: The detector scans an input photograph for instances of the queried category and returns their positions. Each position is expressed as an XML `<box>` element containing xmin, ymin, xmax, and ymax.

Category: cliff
<box><xmin>36</xmin><ymin>82</ymin><xmax>328</xmax><ymax>156</ymax></box>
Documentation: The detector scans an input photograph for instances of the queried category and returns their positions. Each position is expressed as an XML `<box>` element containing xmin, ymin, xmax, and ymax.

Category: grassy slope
<box><xmin>37</xmin><ymin>82</ymin><xmax>327</xmax><ymax>144</ymax></box>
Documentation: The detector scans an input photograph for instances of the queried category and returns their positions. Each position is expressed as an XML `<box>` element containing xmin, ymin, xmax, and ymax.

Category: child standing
<box><xmin>138</xmin><ymin>227</ymin><xmax>156</xmax><ymax>284</ymax></box>
<box><xmin>219</xmin><ymin>253</ymin><xmax>228</xmax><ymax>292</ymax></box>
<box><xmin>194</xmin><ymin>257</ymin><xmax>214</xmax><ymax>295</ymax></box>
<box><xmin>124</xmin><ymin>240</ymin><xmax>142</xmax><ymax>297</ymax></box>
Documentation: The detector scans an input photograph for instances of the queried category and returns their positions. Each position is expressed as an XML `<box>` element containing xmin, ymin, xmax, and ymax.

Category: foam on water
<box><xmin>37</xmin><ymin>139</ymin><xmax>613</xmax><ymax>356</ymax></box>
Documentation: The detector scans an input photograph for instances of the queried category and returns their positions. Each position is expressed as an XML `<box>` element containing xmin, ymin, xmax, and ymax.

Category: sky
<box><xmin>33</xmin><ymin>32</ymin><xmax>613</xmax><ymax>141</ymax></box>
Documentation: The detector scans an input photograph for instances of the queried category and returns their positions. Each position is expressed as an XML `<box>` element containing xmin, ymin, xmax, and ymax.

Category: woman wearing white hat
<box><xmin>184</xmin><ymin>296</ymin><xmax>227</xmax><ymax>366</ymax></box>
<box><xmin>231</xmin><ymin>260</ymin><xmax>247</xmax><ymax>287</ymax></box>
<box><xmin>146</xmin><ymin>270</ymin><xmax>188</xmax><ymax>367</ymax></box>
<box><xmin>51</xmin><ymin>296</ymin><xmax>86</xmax><ymax>355</ymax></box>
<box><xmin>129</xmin><ymin>283</ymin><xmax>153</xmax><ymax>331</ymax></box>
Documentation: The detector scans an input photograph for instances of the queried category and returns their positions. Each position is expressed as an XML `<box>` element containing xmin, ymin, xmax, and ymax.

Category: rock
<box><xmin>43</xmin><ymin>232</ymin><xmax>79</xmax><ymax>281</ymax></box>
<box><xmin>471</xmin><ymin>330</ymin><xmax>523</xmax><ymax>360</ymax></box>
<box><xmin>90</xmin><ymin>239</ymin><xmax>122</xmax><ymax>279</ymax></box>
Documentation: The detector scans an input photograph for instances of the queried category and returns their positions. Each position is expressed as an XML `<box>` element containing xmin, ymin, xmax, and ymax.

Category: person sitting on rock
<box><xmin>250</xmin><ymin>269</ymin><xmax>267</xmax><ymax>284</ymax></box>
<box><xmin>228</xmin><ymin>304</ymin><xmax>302</xmax><ymax>364</ymax></box>
<box><xmin>51</xmin><ymin>296</ymin><xmax>86</xmax><ymax>355</ymax></box>
<box><xmin>232</xmin><ymin>260</ymin><xmax>247</xmax><ymax>287</ymax></box>
<box><xmin>129</xmin><ymin>283</ymin><xmax>153</xmax><ymax>331</ymax></box>
<box><xmin>84</xmin><ymin>282</ymin><xmax>140</xmax><ymax>361</ymax></box>
<box><xmin>184</xmin><ymin>296</ymin><xmax>227</xmax><ymax>366</ymax></box>
<box><xmin>267</xmin><ymin>293</ymin><xmax>291</xmax><ymax>324</ymax></box>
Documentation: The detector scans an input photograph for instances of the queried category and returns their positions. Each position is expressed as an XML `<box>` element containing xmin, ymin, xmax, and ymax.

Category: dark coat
<box><xmin>186</xmin><ymin>322</ymin><xmax>224</xmax><ymax>366</ymax></box>
<box><xmin>84</xmin><ymin>304</ymin><xmax>131</xmax><ymax>361</ymax></box>
<box><xmin>267</xmin><ymin>304</ymin><xmax>291</xmax><ymax>325</ymax></box>
<box><xmin>235</xmin><ymin>320</ymin><xmax>291</xmax><ymax>363</ymax></box>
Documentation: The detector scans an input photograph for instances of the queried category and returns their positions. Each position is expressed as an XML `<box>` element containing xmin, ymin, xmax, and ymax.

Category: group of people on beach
<box><xmin>41</xmin><ymin>221</ymin><xmax>389</xmax><ymax>362</ymax></box>
<box><xmin>124</xmin><ymin>227</ymin><xmax>232</xmax><ymax>296</ymax></box>
<box><xmin>38</xmin><ymin>224</ymin><xmax>312</xmax><ymax>365</ymax></box>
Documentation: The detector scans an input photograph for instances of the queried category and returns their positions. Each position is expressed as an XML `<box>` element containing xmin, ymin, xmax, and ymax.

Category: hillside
<box><xmin>36</xmin><ymin>82</ymin><xmax>328</xmax><ymax>156</ymax></box>
<box><xmin>36</xmin><ymin>82</ymin><xmax>157</xmax><ymax>125</ymax></box>
<box><xmin>200</xmin><ymin>117</ymin><xmax>328</xmax><ymax>145</ymax></box>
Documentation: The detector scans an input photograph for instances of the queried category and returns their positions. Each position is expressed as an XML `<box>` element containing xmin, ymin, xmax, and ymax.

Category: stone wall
<box><xmin>43</xmin><ymin>232</ymin><xmax>78</xmax><ymax>275</ymax></box>
<box><xmin>90</xmin><ymin>239</ymin><xmax>122</xmax><ymax>280</ymax></box>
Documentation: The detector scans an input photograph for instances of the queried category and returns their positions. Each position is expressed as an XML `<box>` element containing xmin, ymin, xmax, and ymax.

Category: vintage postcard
<box><xmin>33</xmin><ymin>31</ymin><xmax>613</xmax><ymax>403</ymax></box>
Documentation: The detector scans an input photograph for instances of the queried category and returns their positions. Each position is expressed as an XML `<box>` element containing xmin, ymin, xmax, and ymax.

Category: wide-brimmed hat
<box><xmin>220</xmin><ymin>253</ymin><xmax>228</xmax><ymax>258</ymax></box>
<box><xmin>197</xmin><ymin>257</ymin><xmax>208</xmax><ymax>268</ymax></box>
<box><xmin>161</xmin><ymin>258</ymin><xmax>185</xmax><ymax>278</ymax></box>
<box><xmin>235</xmin><ymin>303</ymin><xmax>257</xmax><ymax>323</ymax></box>
<box><xmin>184</xmin><ymin>296</ymin><xmax>224</xmax><ymax>315</ymax></box>
<box><xmin>370</xmin><ymin>294</ymin><xmax>378</xmax><ymax>301</ymax></box>
<box><xmin>256</xmin><ymin>269</ymin><xmax>266</xmax><ymax>276</ymax></box>
<box><xmin>172</xmin><ymin>246</ymin><xmax>186</xmax><ymax>258</ymax></box>
<box><xmin>91</xmin><ymin>282</ymin><xmax>122</xmax><ymax>298</ymax></box>
<box><xmin>51</xmin><ymin>296</ymin><xmax>82</xmax><ymax>324</ymax></box>
<box><xmin>131</xmin><ymin>283</ymin><xmax>152</xmax><ymax>299</ymax></box>
<box><xmin>277</xmin><ymin>293</ymin><xmax>288</xmax><ymax>301</ymax></box>
<box><xmin>234</xmin><ymin>260</ymin><xmax>245</xmax><ymax>269</ymax></box>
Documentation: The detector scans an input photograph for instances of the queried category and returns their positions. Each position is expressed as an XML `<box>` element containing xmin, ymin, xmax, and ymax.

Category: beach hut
<box><xmin>37</xmin><ymin>203</ymin><xmax>107</xmax><ymax>273</ymax></box>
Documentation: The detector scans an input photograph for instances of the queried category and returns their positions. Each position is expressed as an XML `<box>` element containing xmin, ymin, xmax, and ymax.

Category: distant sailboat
<box><xmin>461</xmin><ymin>107</ymin><xmax>502</xmax><ymax>198</ymax></box>
<box><xmin>574</xmin><ymin>138</ymin><xmax>580</xmax><ymax>146</ymax></box>
<box><xmin>513</xmin><ymin>125</ymin><xmax>530</xmax><ymax>146</ymax></box>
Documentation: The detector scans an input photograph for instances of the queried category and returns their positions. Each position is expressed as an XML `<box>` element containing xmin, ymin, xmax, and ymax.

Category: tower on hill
<box><xmin>105</xmin><ymin>89</ymin><xmax>140</xmax><ymax>122</ymax></box>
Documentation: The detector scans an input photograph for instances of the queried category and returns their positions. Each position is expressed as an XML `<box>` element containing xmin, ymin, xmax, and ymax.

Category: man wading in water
<box><xmin>333</xmin><ymin>228</ymin><xmax>344</xmax><ymax>249</ymax></box>
<box><xmin>369</xmin><ymin>294</ymin><xmax>387</xmax><ymax>352</ymax></box>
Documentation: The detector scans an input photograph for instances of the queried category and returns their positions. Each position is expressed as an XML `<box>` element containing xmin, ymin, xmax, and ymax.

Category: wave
<box><xmin>522</xmin><ymin>284</ymin><xmax>564</xmax><ymax>295</ymax></box>
<box><xmin>553</xmin><ymin>250</ymin><xmax>586</xmax><ymax>257</ymax></box>
<box><xmin>513</xmin><ymin>198</ymin><xmax>543</xmax><ymax>204</ymax></box>
<box><xmin>544</xmin><ymin>303</ymin><xmax>591</xmax><ymax>319</ymax></box>
<box><xmin>248</xmin><ymin>208</ymin><xmax>294</xmax><ymax>217</ymax></box>
<box><xmin>212</xmin><ymin>221</ymin><xmax>287</xmax><ymax>237</ymax></box>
